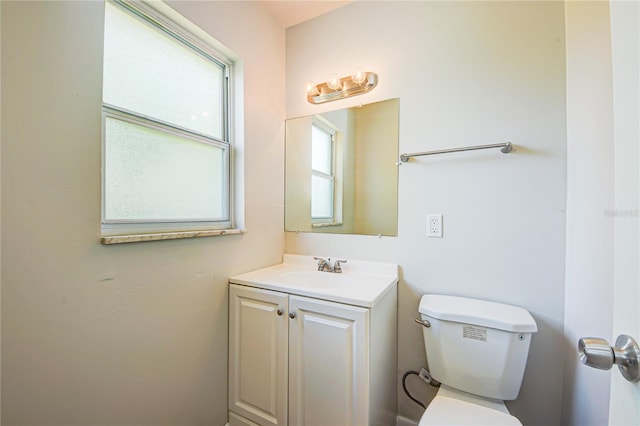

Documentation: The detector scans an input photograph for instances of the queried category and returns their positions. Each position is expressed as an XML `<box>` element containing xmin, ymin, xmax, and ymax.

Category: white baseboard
<box><xmin>229</xmin><ymin>414</ymin><xmax>417</xmax><ymax>425</ymax></box>
<box><xmin>397</xmin><ymin>414</ymin><xmax>419</xmax><ymax>426</ymax></box>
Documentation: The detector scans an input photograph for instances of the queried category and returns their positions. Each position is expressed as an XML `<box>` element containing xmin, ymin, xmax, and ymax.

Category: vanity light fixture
<box><xmin>306</xmin><ymin>68</ymin><xmax>378</xmax><ymax>104</ymax></box>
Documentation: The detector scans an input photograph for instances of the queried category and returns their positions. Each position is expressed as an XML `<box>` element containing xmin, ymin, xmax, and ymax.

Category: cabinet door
<box><xmin>288</xmin><ymin>295</ymin><xmax>369</xmax><ymax>426</ymax></box>
<box><xmin>229</xmin><ymin>285</ymin><xmax>288</xmax><ymax>426</ymax></box>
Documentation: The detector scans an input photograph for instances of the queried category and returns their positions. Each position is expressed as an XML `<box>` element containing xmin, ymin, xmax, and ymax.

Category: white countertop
<box><xmin>229</xmin><ymin>254</ymin><xmax>398</xmax><ymax>308</ymax></box>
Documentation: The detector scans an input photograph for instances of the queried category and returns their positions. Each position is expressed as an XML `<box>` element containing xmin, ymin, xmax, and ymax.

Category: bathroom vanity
<box><xmin>228</xmin><ymin>254</ymin><xmax>398</xmax><ymax>426</ymax></box>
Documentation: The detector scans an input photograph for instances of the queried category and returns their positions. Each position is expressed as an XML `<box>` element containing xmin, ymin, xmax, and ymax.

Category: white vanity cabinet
<box><xmin>228</xmin><ymin>280</ymin><xmax>397</xmax><ymax>426</ymax></box>
<box><xmin>229</xmin><ymin>285</ymin><xmax>288</xmax><ymax>426</ymax></box>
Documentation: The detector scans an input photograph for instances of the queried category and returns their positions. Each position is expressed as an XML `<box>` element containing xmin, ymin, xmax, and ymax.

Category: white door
<box><xmin>287</xmin><ymin>295</ymin><xmax>369</xmax><ymax>426</ymax></box>
<box><xmin>229</xmin><ymin>285</ymin><xmax>289</xmax><ymax>426</ymax></box>
<box><xmin>609</xmin><ymin>1</ymin><xmax>640</xmax><ymax>424</ymax></box>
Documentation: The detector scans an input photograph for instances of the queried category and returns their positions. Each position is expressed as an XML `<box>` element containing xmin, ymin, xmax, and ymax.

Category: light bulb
<box><xmin>351</xmin><ymin>67</ymin><xmax>367</xmax><ymax>85</ymax></box>
<box><xmin>326</xmin><ymin>73</ymin><xmax>342</xmax><ymax>91</ymax></box>
<box><xmin>306</xmin><ymin>82</ymin><xmax>319</xmax><ymax>96</ymax></box>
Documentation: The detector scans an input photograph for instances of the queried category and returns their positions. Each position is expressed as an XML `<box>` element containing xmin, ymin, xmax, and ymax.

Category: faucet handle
<box><xmin>332</xmin><ymin>259</ymin><xmax>347</xmax><ymax>273</ymax></box>
<box><xmin>313</xmin><ymin>257</ymin><xmax>329</xmax><ymax>271</ymax></box>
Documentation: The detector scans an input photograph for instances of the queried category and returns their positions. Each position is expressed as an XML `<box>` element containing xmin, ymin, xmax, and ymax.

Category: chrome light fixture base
<box><xmin>307</xmin><ymin>72</ymin><xmax>378</xmax><ymax>104</ymax></box>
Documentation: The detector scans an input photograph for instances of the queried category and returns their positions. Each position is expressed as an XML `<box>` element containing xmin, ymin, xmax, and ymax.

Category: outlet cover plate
<box><xmin>427</xmin><ymin>214</ymin><xmax>443</xmax><ymax>238</ymax></box>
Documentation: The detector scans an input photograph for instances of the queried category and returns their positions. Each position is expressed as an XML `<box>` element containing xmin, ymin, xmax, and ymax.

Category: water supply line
<box><xmin>402</xmin><ymin>368</ymin><xmax>440</xmax><ymax>409</ymax></box>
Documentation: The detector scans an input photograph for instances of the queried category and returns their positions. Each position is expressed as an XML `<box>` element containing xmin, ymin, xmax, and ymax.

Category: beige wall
<box><xmin>285</xmin><ymin>2</ymin><xmax>567</xmax><ymax>424</ymax></box>
<box><xmin>1</xmin><ymin>1</ymin><xmax>285</xmax><ymax>425</ymax></box>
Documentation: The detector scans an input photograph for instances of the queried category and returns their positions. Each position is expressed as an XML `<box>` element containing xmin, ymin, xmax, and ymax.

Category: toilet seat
<box><xmin>418</xmin><ymin>395</ymin><xmax>521</xmax><ymax>426</ymax></box>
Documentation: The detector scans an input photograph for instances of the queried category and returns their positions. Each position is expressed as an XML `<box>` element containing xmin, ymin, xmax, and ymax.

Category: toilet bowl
<box><xmin>418</xmin><ymin>386</ymin><xmax>520</xmax><ymax>425</ymax></box>
<box><xmin>417</xmin><ymin>294</ymin><xmax>537</xmax><ymax>425</ymax></box>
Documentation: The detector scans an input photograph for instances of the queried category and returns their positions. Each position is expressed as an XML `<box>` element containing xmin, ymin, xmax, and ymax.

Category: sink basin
<box><xmin>280</xmin><ymin>270</ymin><xmax>355</xmax><ymax>289</ymax></box>
<box><xmin>229</xmin><ymin>254</ymin><xmax>398</xmax><ymax>307</ymax></box>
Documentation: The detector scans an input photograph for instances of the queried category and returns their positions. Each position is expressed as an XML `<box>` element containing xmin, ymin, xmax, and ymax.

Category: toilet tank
<box><xmin>419</xmin><ymin>294</ymin><xmax>537</xmax><ymax>401</ymax></box>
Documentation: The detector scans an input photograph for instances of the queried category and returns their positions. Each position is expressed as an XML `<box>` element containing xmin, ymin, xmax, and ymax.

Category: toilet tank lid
<box><xmin>419</xmin><ymin>295</ymin><xmax>538</xmax><ymax>333</ymax></box>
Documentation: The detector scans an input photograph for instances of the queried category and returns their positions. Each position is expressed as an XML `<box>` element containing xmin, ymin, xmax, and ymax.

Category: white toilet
<box><xmin>417</xmin><ymin>294</ymin><xmax>538</xmax><ymax>425</ymax></box>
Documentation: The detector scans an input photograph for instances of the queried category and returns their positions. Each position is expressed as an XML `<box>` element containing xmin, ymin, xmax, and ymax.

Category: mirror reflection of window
<box><xmin>285</xmin><ymin>98</ymin><xmax>399</xmax><ymax>236</ymax></box>
<box><xmin>311</xmin><ymin>122</ymin><xmax>335</xmax><ymax>221</ymax></box>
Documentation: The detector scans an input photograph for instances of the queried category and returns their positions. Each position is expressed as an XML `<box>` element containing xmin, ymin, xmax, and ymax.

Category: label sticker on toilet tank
<box><xmin>463</xmin><ymin>325</ymin><xmax>487</xmax><ymax>342</ymax></box>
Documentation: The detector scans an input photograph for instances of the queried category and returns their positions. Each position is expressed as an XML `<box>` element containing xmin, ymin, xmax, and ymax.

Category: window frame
<box><xmin>101</xmin><ymin>0</ymin><xmax>236</xmax><ymax>237</ymax></box>
<box><xmin>310</xmin><ymin>119</ymin><xmax>338</xmax><ymax>224</ymax></box>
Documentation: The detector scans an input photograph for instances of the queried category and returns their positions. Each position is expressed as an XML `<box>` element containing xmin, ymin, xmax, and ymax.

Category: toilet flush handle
<box><xmin>415</xmin><ymin>318</ymin><xmax>431</xmax><ymax>328</ymax></box>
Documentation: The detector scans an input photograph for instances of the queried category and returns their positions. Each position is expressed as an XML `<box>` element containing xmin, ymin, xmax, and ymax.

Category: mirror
<box><xmin>285</xmin><ymin>98</ymin><xmax>399</xmax><ymax>236</ymax></box>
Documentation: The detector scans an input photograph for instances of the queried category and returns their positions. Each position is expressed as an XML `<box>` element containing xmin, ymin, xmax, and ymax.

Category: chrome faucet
<box><xmin>313</xmin><ymin>257</ymin><xmax>347</xmax><ymax>273</ymax></box>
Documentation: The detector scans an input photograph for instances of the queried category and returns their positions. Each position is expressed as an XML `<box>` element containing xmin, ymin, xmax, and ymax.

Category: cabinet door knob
<box><xmin>289</xmin><ymin>311</ymin><xmax>296</xmax><ymax>319</ymax></box>
<box><xmin>276</xmin><ymin>308</ymin><xmax>284</xmax><ymax>316</ymax></box>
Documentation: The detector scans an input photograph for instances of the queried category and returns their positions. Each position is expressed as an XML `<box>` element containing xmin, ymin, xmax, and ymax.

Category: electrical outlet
<box><xmin>426</xmin><ymin>214</ymin><xmax>443</xmax><ymax>238</ymax></box>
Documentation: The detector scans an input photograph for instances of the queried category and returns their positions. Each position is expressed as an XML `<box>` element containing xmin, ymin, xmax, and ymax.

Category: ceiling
<box><xmin>259</xmin><ymin>1</ymin><xmax>353</xmax><ymax>28</ymax></box>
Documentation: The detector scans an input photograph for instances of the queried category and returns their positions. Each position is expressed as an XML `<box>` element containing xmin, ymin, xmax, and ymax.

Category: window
<box><xmin>102</xmin><ymin>1</ymin><xmax>234</xmax><ymax>237</ymax></box>
<box><xmin>311</xmin><ymin>121</ymin><xmax>336</xmax><ymax>223</ymax></box>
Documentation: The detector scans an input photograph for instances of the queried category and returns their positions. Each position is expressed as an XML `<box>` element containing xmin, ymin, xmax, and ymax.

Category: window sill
<box><xmin>311</xmin><ymin>222</ymin><xmax>343</xmax><ymax>228</ymax></box>
<box><xmin>100</xmin><ymin>228</ymin><xmax>244</xmax><ymax>245</ymax></box>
